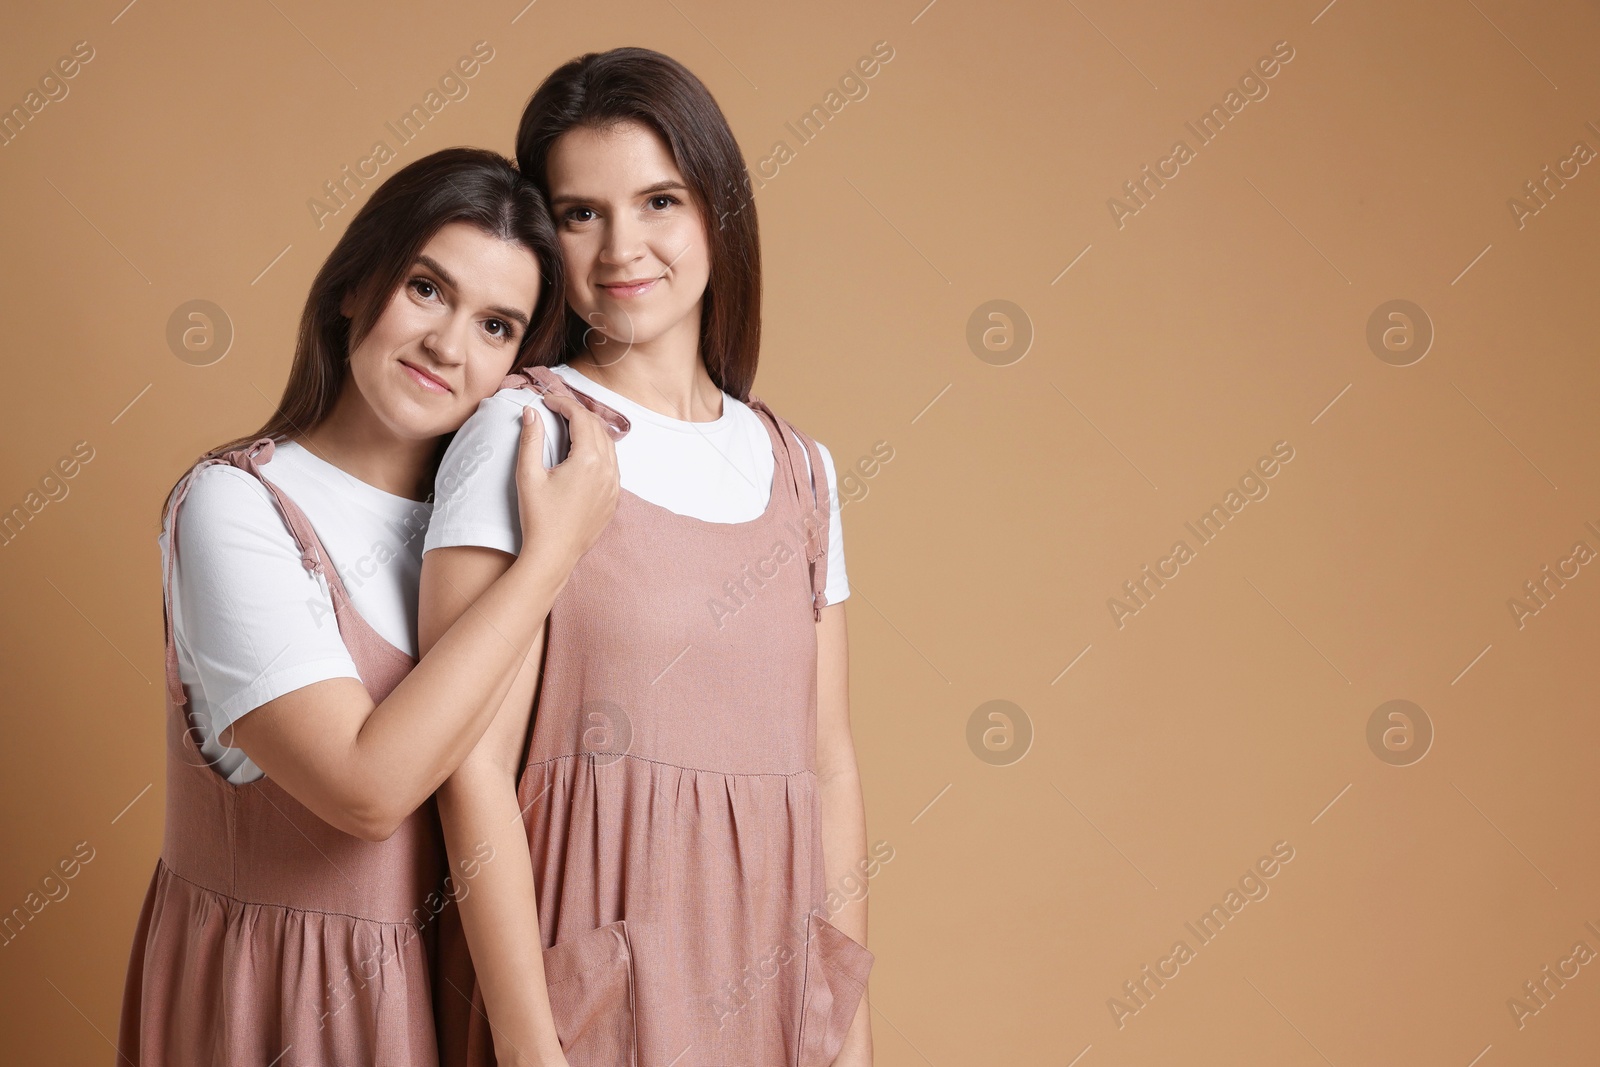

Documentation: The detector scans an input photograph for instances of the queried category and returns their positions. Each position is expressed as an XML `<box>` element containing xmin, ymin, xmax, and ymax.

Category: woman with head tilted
<box><xmin>119</xmin><ymin>147</ymin><xmax>622</xmax><ymax>1066</ymax></box>
<box><xmin>423</xmin><ymin>49</ymin><xmax>877</xmax><ymax>1067</ymax></box>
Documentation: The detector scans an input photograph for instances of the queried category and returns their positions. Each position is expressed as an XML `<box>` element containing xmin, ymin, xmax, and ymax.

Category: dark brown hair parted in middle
<box><xmin>515</xmin><ymin>47</ymin><xmax>762</xmax><ymax>401</ymax></box>
<box><xmin>160</xmin><ymin>146</ymin><xmax>564</xmax><ymax>528</ymax></box>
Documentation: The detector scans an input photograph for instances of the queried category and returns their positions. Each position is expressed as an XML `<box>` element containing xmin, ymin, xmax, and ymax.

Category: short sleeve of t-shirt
<box><xmin>166</xmin><ymin>464</ymin><xmax>362</xmax><ymax>736</ymax></box>
<box><xmin>424</xmin><ymin>390</ymin><xmax>562</xmax><ymax>558</ymax></box>
<box><xmin>811</xmin><ymin>442</ymin><xmax>847</xmax><ymax>605</ymax></box>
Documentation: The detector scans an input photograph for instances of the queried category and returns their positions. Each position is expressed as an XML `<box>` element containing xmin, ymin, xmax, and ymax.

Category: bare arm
<box><xmin>424</xmin><ymin>544</ymin><xmax>570</xmax><ymax>1067</ymax></box>
<box><xmin>815</xmin><ymin>601</ymin><xmax>874</xmax><ymax>1066</ymax></box>
<box><xmin>226</xmin><ymin>394</ymin><xmax>617</xmax><ymax>842</ymax></box>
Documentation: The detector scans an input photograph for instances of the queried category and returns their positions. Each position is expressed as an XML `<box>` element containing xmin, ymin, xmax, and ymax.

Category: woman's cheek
<box><xmin>476</xmin><ymin>353</ymin><xmax>517</xmax><ymax>397</ymax></box>
<box><xmin>559</xmin><ymin>235</ymin><xmax>596</xmax><ymax>286</ymax></box>
<box><xmin>676</xmin><ymin>226</ymin><xmax>711</xmax><ymax>280</ymax></box>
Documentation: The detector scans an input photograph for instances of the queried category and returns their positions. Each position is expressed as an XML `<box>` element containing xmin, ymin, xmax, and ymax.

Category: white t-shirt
<box><xmin>423</xmin><ymin>363</ymin><xmax>849</xmax><ymax>607</ymax></box>
<box><xmin>159</xmin><ymin>440</ymin><xmax>432</xmax><ymax>784</ymax></box>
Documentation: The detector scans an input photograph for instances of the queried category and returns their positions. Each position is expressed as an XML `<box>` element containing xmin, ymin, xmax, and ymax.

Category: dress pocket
<box><xmin>796</xmin><ymin>912</ymin><xmax>875</xmax><ymax>1067</ymax></box>
<box><xmin>542</xmin><ymin>918</ymin><xmax>638</xmax><ymax>1067</ymax></box>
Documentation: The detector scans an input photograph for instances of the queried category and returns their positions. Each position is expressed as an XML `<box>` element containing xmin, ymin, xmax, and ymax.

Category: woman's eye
<box><xmin>485</xmin><ymin>319</ymin><xmax>513</xmax><ymax>340</ymax></box>
<box><xmin>648</xmin><ymin>195</ymin><xmax>679</xmax><ymax>210</ymax></box>
<box><xmin>565</xmin><ymin>207</ymin><xmax>595</xmax><ymax>223</ymax></box>
<box><xmin>409</xmin><ymin>277</ymin><xmax>438</xmax><ymax>300</ymax></box>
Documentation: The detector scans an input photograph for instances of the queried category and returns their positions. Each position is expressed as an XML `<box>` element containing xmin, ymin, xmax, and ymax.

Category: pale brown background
<box><xmin>3</xmin><ymin>0</ymin><xmax>1598</xmax><ymax>1063</ymax></box>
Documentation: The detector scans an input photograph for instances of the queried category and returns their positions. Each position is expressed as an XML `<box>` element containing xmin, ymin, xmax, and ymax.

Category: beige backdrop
<box><xmin>3</xmin><ymin>0</ymin><xmax>1599</xmax><ymax>1063</ymax></box>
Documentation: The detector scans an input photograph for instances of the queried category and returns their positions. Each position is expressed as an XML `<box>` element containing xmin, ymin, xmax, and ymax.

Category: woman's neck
<box><xmin>291</xmin><ymin>377</ymin><xmax>438</xmax><ymax>502</ymax></box>
<box><xmin>569</xmin><ymin>317</ymin><xmax>723</xmax><ymax>423</ymax></box>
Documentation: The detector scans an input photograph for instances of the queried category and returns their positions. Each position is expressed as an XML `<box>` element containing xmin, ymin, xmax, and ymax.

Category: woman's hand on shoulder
<box><xmin>513</xmin><ymin>393</ymin><xmax>620</xmax><ymax>571</ymax></box>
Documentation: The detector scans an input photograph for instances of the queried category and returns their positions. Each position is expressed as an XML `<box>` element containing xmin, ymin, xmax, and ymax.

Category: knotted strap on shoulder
<box><xmin>161</xmin><ymin>437</ymin><xmax>352</xmax><ymax>708</ymax></box>
<box><xmin>501</xmin><ymin>365</ymin><xmax>632</xmax><ymax>441</ymax></box>
<box><xmin>747</xmin><ymin>395</ymin><xmax>831</xmax><ymax>622</ymax></box>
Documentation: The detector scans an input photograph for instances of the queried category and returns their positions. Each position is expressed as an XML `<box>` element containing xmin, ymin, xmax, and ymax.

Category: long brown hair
<box><xmin>515</xmin><ymin>47</ymin><xmax>762</xmax><ymax>400</ymax></box>
<box><xmin>161</xmin><ymin>147</ymin><xmax>563</xmax><ymax>526</ymax></box>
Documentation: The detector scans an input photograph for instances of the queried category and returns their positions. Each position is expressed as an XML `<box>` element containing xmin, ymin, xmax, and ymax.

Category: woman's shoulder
<box><xmin>449</xmin><ymin>384</ymin><xmax>563</xmax><ymax>455</ymax></box>
<box><xmin>790</xmin><ymin>430</ymin><xmax>836</xmax><ymax>493</ymax></box>
<box><xmin>171</xmin><ymin>459</ymin><xmax>274</xmax><ymax>523</ymax></box>
<box><xmin>166</xmin><ymin>441</ymin><xmax>329</xmax><ymax>542</ymax></box>
<box><xmin>777</xmin><ymin>417</ymin><xmax>830</xmax><ymax>458</ymax></box>
<box><xmin>745</xmin><ymin>400</ymin><xmax>835</xmax><ymax>475</ymax></box>
<box><xmin>161</xmin><ymin>458</ymin><xmax>290</xmax><ymax>561</ymax></box>
<box><xmin>435</xmin><ymin>386</ymin><xmax>565</xmax><ymax>501</ymax></box>
<box><xmin>462</xmin><ymin>382</ymin><xmax>555</xmax><ymax>430</ymax></box>
<box><xmin>729</xmin><ymin>401</ymin><xmax>835</xmax><ymax>507</ymax></box>
<box><xmin>746</xmin><ymin>393</ymin><xmax>817</xmax><ymax>439</ymax></box>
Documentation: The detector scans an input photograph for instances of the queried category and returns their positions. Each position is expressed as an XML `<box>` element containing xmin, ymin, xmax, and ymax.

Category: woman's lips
<box><xmin>598</xmin><ymin>277</ymin><xmax>658</xmax><ymax>298</ymax></box>
<box><xmin>400</xmin><ymin>360</ymin><xmax>451</xmax><ymax>394</ymax></box>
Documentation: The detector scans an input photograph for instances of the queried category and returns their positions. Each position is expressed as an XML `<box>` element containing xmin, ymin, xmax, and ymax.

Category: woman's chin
<box><xmin>377</xmin><ymin>401</ymin><xmax>457</xmax><ymax>443</ymax></box>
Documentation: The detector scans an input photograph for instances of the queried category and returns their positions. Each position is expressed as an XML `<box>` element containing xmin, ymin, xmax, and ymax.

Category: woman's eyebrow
<box><xmin>414</xmin><ymin>254</ymin><xmax>531</xmax><ymax>330</ymax></box>
<box><xmin>549</xmin><ymin>180</ymin><xmax>689</xmax><ymax>207</ymax></box>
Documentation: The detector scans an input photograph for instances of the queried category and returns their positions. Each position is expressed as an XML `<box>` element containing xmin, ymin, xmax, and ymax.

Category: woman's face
<box><xmin>342</xmin><ymin>220</ymin><xmax>540</xmax><ymax>440</ymax></box>
<box><xmin>546</xmin><ymin>120</ymin><xmax>711</xmax><ymax>358</ymax></box>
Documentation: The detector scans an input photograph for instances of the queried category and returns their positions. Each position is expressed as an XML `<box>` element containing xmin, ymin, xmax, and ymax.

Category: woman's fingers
<box><xmin>518</xmin><ymin>403</ymin><xmax>543</xmax><ymax>463</ymax></box>
<box><xmin>543</xmin><ymin>393</ymin><xmax>618</xmax><ymax>468</ymax></box>
<box><xmin>513</xmin><ymin>393</ymin><xmax>620</xmax><ymax>564</ymax></box>
<box><xmin>513</xmin><ymin>403</ymin><xmax>547</xmax><ymax>494</ymax></box>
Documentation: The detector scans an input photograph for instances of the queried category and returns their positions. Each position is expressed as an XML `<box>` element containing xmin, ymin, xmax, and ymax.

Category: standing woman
<box><xmin>119</xmin><ymin>147</ymin><xmax>623</xmax><ymax>1066</ymax></box>
<box><xmin>422</xmin><ymin>50</ymin><xmax>876</xmax><ymax>1067</ymax></box>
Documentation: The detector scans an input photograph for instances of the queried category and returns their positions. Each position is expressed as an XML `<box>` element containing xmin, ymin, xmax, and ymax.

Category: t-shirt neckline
<box><xmin>274</xmin><ymin>439</ymin><xmax>434</xmax><ymax>514</ymax></box>
<box><xmin>553</xmin><ymin>362</ymin><xmax>738</xmax><ymax>435</ymax></box>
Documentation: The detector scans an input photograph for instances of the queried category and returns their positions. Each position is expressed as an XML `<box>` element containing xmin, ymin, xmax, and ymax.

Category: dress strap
<box><xmin>161</xmin><ymin>437</ymin><xmax>358</xmax><ymax>708</ymax></box>
<box><xmin>746</xmin><ymin>395</ymin><xmax>831</xmax><ymax>622</ymax></box>
<box><xmin>500</xmin><ymin>365</ymin><xmax>632</xmax><ymax>441</ymax></box>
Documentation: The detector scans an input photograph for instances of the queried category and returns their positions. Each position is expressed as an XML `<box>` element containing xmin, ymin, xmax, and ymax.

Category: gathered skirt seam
<box><xmin>154</xmin><ymin>859</ymin><xmax>430</xmax><ymax>928</ymax></box>
<box><xmin>522</xmin><ymin>751</ymin><xmax>819</xmax><ymax>778</ymax></box>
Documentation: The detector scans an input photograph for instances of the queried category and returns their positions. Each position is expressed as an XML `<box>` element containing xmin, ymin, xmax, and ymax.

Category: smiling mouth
<box><xmin>399</xmin><ymin>360</ymin><xmax>452</xmax><ymax>394</ymax></box>
<box><xmin>597</xmin><ymin>277</ymin><xmax>659</xmax><ymax>298</ymax></box>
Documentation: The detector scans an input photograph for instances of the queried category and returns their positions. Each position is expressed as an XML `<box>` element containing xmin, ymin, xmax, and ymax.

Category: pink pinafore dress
<box><xmin>439</xmin><ymin>367</ymin><xmax>874</xmax><ymax>1067</ymax></box>
<box><xmin>119</xmin><ymin>437</ymin><xmax>456</xmax><ymax>1066</ymax></box>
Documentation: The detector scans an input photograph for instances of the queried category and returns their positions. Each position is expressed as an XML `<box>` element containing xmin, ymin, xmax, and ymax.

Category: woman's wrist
<box><xmin>506</xmin><ymin>541</ymin><xmax>579</xmax><ymax>595</ymax></box>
